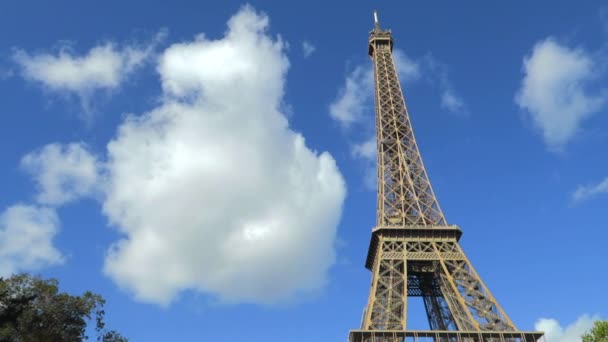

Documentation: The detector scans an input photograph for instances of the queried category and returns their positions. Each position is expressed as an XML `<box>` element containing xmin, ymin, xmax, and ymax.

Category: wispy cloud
<box><xmin>572</xmin><ymin>177</ymin><xmax>608</xmax><ymax>202</ymax></box>
<box><xmin>0</xmin><ymin>68</ymin><xmax>14</xmax><ymax>80</ymax></box>
<box><xmin>352</xmin><ymin>136</ymin><xmax>376</xmax><ymax>160</ymax></box>
<box><xmin>302</xmin><ymin>40</ymin><xmax>316</xmax><ymax>58</ymax></box>
<box><xmin>329</xmin><ymin>49</ymin><xmax>464</xmax><ymax>188</ymax></box>
<box><xmin>329</xmin><ymin>49</ymin><xmax>421</xmax><ymax>129</ymax></box>
<box><xmin>351</xmin><ymin>136</ymin><xmax>377</xmax><ymax>190</ymax></box>
<box><xmin>441</xmin><ymin>89</ymin><xmax>466</xmax><ymax>113</ymax></box>
<box><xmin>600</xmin><ymin>7</ymin><xmax>608</xmax><ymax>34</ymax></box>
<box><xmin>329</xmin><ymin>65</ymin><xmax>373</xmax><ymax>128</ymax></box>
<box><xmin>422</xmin><ymin>54</ymin><xmax>467</xmax><ymax>116</ymax></box>
<box><xmin>13</xmin><ymin>30</ymin><xmax>166</xmax><ymax>118</ymax></box>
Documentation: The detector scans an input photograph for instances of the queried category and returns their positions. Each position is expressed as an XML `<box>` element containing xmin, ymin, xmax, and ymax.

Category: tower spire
<box><xmin>373</xmin><ymin>10</ymin><xmax>380</xmax><ymax>30</ymax></box>
<box><xmin>347</xmin><ymin>12</ymin><xmax>545</xmax><ymax>342</ymax></box>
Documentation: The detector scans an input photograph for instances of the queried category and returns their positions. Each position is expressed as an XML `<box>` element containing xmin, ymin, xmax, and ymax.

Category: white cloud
<box><xmin>352</xmin><ymin>136</ymin><xmax>377</xmax><ymax>190</ymax></box>
<box><xmin>535</xmin><ymin>314</ymin><xmax>600</xmax><ymax>342</ymax></box>
<box><xmin>101</xmin><ymin>6</ymin><xmax>346</xmax><ymax>305</ymax></box>
<box><xmin>0</xmin><ymin>204</ymin><xmax>63</xmax><ymax>276</ymax></box>
<box><xmin>302</xmin><ymin>41</ymin><xmax>316</xmax><ymax>58</ymax></box>
<box><xmin>21</xmin><ymin>143</ymin><xmax>100</xmax><ymax>206</ymax></box>
<box><xmin>572</xmin><ymin>177</ymin><xmax>608</xmax><ymax>202</ymax></box>
<box><xmin>421</xmin><ymin>54</ymin><xmax>466</xmax><ymax>115</ymax></box>
<box><xmin>441</xmin><ymin>89</ymin><xmax>465</xmax><ymax>113</ymax></box>
<box><xmin>0</xmin><ymin>143</ymin><xmax>99</xmax><ymax>276</ymax></box>
<box><xmin>515</xmin><ymin>38</ymin><xmax>606</xmax><ymax>150</ymax></box>
<box><xmin>393</xmin><ymin>50</ymin><xmax>421</xmax><ymax>82</ymax></box>
<box><xmin>329</xmin><ymin>50</ymin><xmax>464</xmax><ymax>132</ymax></box>
<box><xmin>329</xmin><ymin>50</ymin><xmax>421</xmax><ymax>190</ymax></box>
<box><xmin>352</xmin><ymin>136</ymin><xmax>376</xmax><ymax>160</ymax></box>
<box><xmin>9</xmin><ymin>6</ymin><xmax>345</xmax><ymax>304</ymax></box>
<box><xmin>13</xmin><ymin>31</ymin><xmax>165</xmax><ymax>114</ymax></box>
<box><xmin>329</xmin><ymin>65</ymin><xmax>373</xmax><ymax>128</ymax></box>
<box><xmin>330</xmin><ymin>50</ymin><xmax>467</xmax><ymax>189</ymax></box>
<box><xmin>329</xmin><ymin>49</ymin><xmax>420</xmax><ymax>129</ymax></box>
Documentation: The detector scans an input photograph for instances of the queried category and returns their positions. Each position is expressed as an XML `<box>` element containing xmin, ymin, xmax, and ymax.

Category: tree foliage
<box><xmin>583</xmin><ymin>320</ymin><xmax>608</xmax><ymax>342</ymax></box>
<box><xmin>0</xmin><ymin>274</ymin><xmax>127</xmax><ymax>342</ymax></box>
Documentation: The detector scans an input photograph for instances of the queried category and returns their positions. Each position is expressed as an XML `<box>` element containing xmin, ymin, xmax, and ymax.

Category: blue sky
<box><xmin>1</xmin><ymin>1</ymin><xmax>607</xmax><ymax>341</ymax></box>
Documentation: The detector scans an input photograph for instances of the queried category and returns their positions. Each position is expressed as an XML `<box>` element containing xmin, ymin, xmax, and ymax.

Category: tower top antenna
<box><xmin>373</xmin><ymin>10</ymin><xmax>380</xmax><ymax>29</ymax></box>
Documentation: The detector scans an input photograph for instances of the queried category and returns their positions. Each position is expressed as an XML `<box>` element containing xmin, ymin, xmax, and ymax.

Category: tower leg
<box><xmin>421</xmin><ymin>269</ymin><xmax>456</xmax><ymax>331</ymax></box>
<box><xmin>432</xmin><ymin>241</ymin><xmax>516</xmax><ymax>331</ymax></box>
<box><xmin>364</xmin><ymin>240</ymin><xmax>407</xmax><ymax>331</ymax></box>
<box><xmin>363</xmin><ymin>237</ymin><xmax>517</xmax><ymax>333</ymax></box>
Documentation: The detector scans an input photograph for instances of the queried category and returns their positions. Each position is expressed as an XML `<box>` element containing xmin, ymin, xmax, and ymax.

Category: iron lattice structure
<box><xmin>348</xmin><ymin>12</ymin><xmax>544</xmax><ymax>342</ymax></box>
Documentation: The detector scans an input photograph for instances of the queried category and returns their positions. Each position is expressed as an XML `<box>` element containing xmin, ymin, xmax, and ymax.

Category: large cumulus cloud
<box><xmin>100</xmin><ymin>6</ymin><xmax>346</xmax><ymax>305</ymax></box>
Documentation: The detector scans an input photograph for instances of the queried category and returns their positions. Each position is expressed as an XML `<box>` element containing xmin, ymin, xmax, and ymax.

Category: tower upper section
<box><xmin>368</xmin><ymin>10</ymin><xmax>393</xmax><ymax>56</ymax></box>
<box><xmin>368</xmin><ymin>11</ymin><xmax>447</xmax><ymax>227</ymax></box>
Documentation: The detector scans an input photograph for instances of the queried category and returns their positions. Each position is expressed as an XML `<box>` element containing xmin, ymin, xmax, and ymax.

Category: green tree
<box><xmin>0</xmin><ymin>274</ymin><xmax>127</xmax><ymax>342</ymax></box>
<box><xmin>583</xmin><ymin>320</ymin><xmax>608</xmax><ymax>342</ymax></box>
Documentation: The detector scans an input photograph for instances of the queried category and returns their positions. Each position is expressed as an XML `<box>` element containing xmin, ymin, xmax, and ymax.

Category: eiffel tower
<box><xmin>348</xmin><ymin>12</ymin><xmax>544</xmax><ymax>342</ymax></box>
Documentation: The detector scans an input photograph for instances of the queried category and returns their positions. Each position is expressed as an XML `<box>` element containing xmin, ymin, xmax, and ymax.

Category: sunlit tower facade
<box><xmin>347</xmin><ymin>12</ymin><xmax>545</xmax><ymax>342</ymax></box>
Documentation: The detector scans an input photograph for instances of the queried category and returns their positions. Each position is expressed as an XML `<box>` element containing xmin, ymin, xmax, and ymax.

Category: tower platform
<box><xmin>348</xmin><ymin>330</ymin><xmax>545</xmax><ymax>342</ymax></box>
